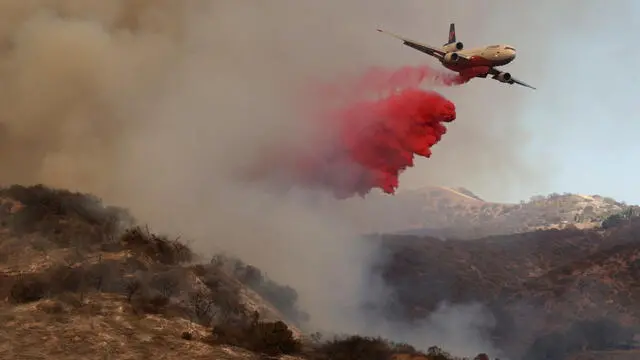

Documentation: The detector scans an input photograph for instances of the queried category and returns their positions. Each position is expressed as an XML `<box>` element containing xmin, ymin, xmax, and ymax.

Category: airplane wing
<box><xmin>488</xmin><ymin>68</ymin><xmax>536</xmax><ymax>90</ymax></box>
<box><xmin>377</xmin><ymin>29</ymin><xmax>446</xmax><ymax>59</ymax></box>
<box><xmin>511</xmin><ymin>78</ymin><xmax>536</xmax><ymax>90</ymax></box>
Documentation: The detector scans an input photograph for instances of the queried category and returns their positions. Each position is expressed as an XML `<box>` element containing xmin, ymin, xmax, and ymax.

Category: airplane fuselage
<box><xmin>440</xmin><ymin>45</ymin><xmax>516</xmax><ymax>73</ymax></box>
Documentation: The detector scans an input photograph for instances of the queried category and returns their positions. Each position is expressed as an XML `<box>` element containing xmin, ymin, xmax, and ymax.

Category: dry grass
<box><xmin>0</xmin><ymin>293</ymin><xmax>260</xmax><ymax>360</ymax></box>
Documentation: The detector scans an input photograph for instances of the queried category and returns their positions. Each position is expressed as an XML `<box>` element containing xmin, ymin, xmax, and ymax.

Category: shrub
<box><xmin>131</xmin><ymin>293</ymin><xmax>170</xmax><ymax>315</ymax></box>
<box><xmin>231</xmin><ymin>258</ymin><xmax>308</xmax><ymax>324</ymax></box>
<box><xmin>47</xmin><ymin>264</ymin><xmax>88</xmax><ymax>294</ymax></box>
<box><xmin>426</xmin><ymin>346</ymin><xmax>456</xmax><ymax>360</ymax></box>
<box><xmin>188</xmin><ymin>289</ymin><xmax>218</xmax><ymax>325</ymax></box>
<box><xmin>120</xmin><ymin>226</ymin><xmax>192</xmax><ymax>265</ymax></box>
<box><xmin>601</xmin><ymin>206</ymin><xmax>640</xmax><ymax>229</ymax></box>
<box><xmin>9</xmin><ymin>275</ymin><xmax>48</xmax><ymax>304</ymax></box>
<box><xmin>198</xmin><ymin>264</ymin><xmax>249</xmax><ymax>322</ymax></box>
<box><xmin>212</xmin><ymin>318</ymin><xmax>302</xmax><ymax>356</ymax></box>
<box><xmin>245</xmin><ymin>320</ymin><xmax>301</xmax><ymax>355</ymax></box>
<box><xmin>149</xmin><ymin>269</ymin><xmax>183</xmax><ymax>298</ymax></box>
<box><xmin>2</xmin><ymin>185</ymin><xmax>127</xmax><ymax>245</ymax></box>
<box><xmin>307</xmin><ymin>336</ymin><xmax>395</xmax><ymax>360</ymax></box>
<box><xmin>602</xmin><ymin>213</ymin><xmax>625</xmax><ymax>229</ymax></box>
<box><xmin>306</xmin><ymin>337</ymin><xmax>459</xmax><ymax>360</ymax></box>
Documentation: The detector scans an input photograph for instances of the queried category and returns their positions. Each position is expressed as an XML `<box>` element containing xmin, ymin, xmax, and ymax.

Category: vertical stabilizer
<box><xmin>445</xmin><ymin>23</ymin><xmax>456</xmax><ymax>45</ymax></box>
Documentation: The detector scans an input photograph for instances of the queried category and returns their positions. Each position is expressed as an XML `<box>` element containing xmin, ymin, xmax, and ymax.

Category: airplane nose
<box><xmin>508</xmin><ymin>49</ymin><xmax>516</xmax><ymax>59</ymax></box>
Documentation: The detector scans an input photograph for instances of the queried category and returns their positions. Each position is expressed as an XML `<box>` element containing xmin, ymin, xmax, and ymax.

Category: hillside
<box><xmin>356</xmin><ymin>186</ymin><xmax>632</xmax><ymax>238</ymax></box>
<box><xmin>0</xmin><ymin>184</ymin><xmax>480</xmax><ymax>360</ymax></box>
<box><xmin>3</xmin><ymin>184</ymin><xmax>639</xmax><ymax>360</ymax></box>
<box><xmin>374</xmin><ymin>219</ymin><xmax>640</xmax><ymax>360</ymax></box>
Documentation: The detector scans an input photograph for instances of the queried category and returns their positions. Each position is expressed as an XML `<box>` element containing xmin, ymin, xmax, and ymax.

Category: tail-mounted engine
<box><xmin>492</xmin><ymin>72</ymin><xmax>512</xmax><ymax>83</ymax></box>
<box><xmin>443</xmin><ymin>52</ymin><xmax>460</xmax><ymax>63</ymax></box>
<box><xmin>442</xmin><ymin>41</ymin><xmax>463</xmax><ymax>53</ymax></box>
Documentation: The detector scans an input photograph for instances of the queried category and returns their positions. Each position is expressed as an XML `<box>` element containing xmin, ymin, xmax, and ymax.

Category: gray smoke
<box><xmin>0</xmin><ymin>1</ymin><xmax>579</xmax><ymax>357</ymax></box>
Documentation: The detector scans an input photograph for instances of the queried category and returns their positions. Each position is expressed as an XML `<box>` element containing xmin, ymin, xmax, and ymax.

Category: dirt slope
<box><xmin>0</xmin><ymin>184</ymin><xmax>475</xmax><ymax>360</ymax></box>
<box><xmin>376</xmin><ymin>219</ymin><xmax>640</xmax><ymax>359</ymax></box>
<box><xmin>0</xmin><ymin>185</ymin><xmax>306</xmax><ymax>359</ymax></box>
<box><xmin>0</xmin><ymin>295</ymin><xmax>255</xmax><ymax>360</ymax></box>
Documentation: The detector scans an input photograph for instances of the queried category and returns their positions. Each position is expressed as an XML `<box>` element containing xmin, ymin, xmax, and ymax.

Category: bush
<box><xmin>187</xmin><ymin>289</ymin><xmax>218</xmax><ymax>325</ymax></box>
<box><xmin>7</xmin><ymin>263</ymin><xmax>114</xmax><ymax>304</ymax></box>
<box><xmin>306</xmin><ymin>337</ymin><xmax>460</xmax><ymax>360</ymax></box>
<box><xmin>131</xmin><ymin>293</ymin><xmax>170</xmax><ymax>315</ymax></box>
<box><xmin>212</xmin><ymin>318</ymin><xmax>302</xmax><ymax>356</ymax></box>
<box><xmin>2</xmin><ymin>185</ymin><xmax>128</xmax><ymax>245</ymax></box>
<box><xmin>306</xmin><ymin>336</ymin><xmax>444</xmax><ymax>360</ymax></box>
<box><xmin>231</xmin><ymin>258</ymin><xmax>308</xmax><ymax>324</ymax></box>
<box><xmin>149</xmin><ymin>269</ymin><xmax>184</xmax><ymax>298</ymax></box>
<box><xmin>120</xmin><ymin>226</ymin><xmax>192</xmax><ymax>265</ymax></box>
<box><xmin>47</xmin><ymin>265</ymin><xmax>88</xmax><ymax>294</ymax></box>
<box><xmin>601</xmin><ymin>206</ymin><xmax>640</xmax><ymax>229</ymax></box>
<box><xmin>307</xmin><ymin>336</ymin><xmax>396</xmax><ymax>360</ymax></box>
<box><xmin>426</xmin><ymin>346</ymin><xmax>457</xmax><ymax>360</ymax></box>
<box><xmin>198</xmin><ymin>264</ymin><xmax>249</xmax><ymax>322</ymax></box>
<box><xmin>602</xmin><ymin>213</ymin><xmax>625</xmax><ymax>229</ymax></box>
<box><xmin>245</xmin><ymin>320</ymin><xmax>301</xmax><ymax>355</ymax></box>
<box><xmin>9</xmin><ymin>275</ymin><xmax>48</xmax><ymax>304</ymax></box>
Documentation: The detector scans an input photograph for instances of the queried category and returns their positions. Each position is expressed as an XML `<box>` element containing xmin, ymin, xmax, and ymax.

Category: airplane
<box><xmin>377</xmin><ymin>23</ymin><xmax>536</xmax><ymax>90</ymax></box>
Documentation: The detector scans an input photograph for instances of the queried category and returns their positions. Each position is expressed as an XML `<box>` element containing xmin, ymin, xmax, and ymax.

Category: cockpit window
<box><xmin>504</xmin><ymin>46</ymin><xmax>515</xmax><ymax>51</ymax></box>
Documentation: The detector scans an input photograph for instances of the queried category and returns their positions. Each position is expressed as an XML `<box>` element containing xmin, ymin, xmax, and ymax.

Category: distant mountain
<box><xmin>355</xmin><ymin>186</ymin><xmax>634</xmax><ymax>239</ymax></box>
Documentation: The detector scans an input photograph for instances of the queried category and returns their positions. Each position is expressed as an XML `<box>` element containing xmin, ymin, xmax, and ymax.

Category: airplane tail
<box><xmin>444</xmin><ymin>23</ymin><xmax>456</xmax><ymax>45</ymax></box>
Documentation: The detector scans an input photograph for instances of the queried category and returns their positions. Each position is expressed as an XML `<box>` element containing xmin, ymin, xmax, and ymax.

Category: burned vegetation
<box><xmin>0</xmin><ymin>185</ymin><xmax>471</xmax><ymax>360</ymax></box>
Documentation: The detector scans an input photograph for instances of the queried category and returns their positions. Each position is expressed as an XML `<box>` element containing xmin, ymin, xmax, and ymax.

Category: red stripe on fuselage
<box><xmin>442</xmin><ymin>55</ymin><xmax>510</xmax><ymax>73</ymax></box>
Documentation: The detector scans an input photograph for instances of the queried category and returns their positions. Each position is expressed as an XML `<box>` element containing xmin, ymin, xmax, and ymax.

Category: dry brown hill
<box><xmin>0</xmin><ymin>184</ymin><xmax>479</xmax><ymax>360</ymax></box>
<box><xmin>375</xmin><ymin>219</ymin><xmax>640</xmax><ymax>360</ymax></box>
<box><xmin>358</xmin><ymin>186</ymin><xmax>632</xmax><ymax>238</ymax></box>
<box><xmin>5</xmin><ymin>184</ymin><xmax>636</xmax><ymax>360</ymax></box>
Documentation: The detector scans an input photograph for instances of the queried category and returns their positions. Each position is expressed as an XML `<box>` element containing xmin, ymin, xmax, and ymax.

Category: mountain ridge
<box><xmin>363</xmin><ymin>185</ymin><xmax>634</xmax><ymax>239</ymax></box>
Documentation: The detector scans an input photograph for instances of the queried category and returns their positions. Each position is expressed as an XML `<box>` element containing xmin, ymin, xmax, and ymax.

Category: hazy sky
<box><xmin>518</xmin><ymin>1</ymin><xmax>640</xmax><ymax>205</ymax></box>
<box><xmin>1</xmin><ymin>1</ymin><xmax>637</xmax><ymax>205</ymax></box>
<box><xmin>379</xmin><ymin>1</ymin><xmax>640</xmax><ymax>203</ymax></box>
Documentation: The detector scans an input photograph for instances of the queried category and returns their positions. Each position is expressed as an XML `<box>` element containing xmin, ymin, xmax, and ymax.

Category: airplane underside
<box><xmin>457</xmin><ymin>66</ymin><xmax>491</xmax><ymax>79</ymax></box>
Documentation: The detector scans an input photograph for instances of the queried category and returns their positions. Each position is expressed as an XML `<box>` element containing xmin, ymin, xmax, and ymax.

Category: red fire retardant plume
<box><xmin>249</xmin><ymin>65</ymin><xmax>474</xmax><ymax>198</ymax></box>
<box><xmin>295</xmin><ymin>88</ymin><xmax>456</xmax><ymax>198</ymax></box>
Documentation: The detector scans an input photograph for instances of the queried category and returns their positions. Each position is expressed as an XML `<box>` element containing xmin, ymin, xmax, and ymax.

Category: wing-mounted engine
<box><xmin>443</xmin><ymin>52</ymin><xmax>461</xmax><ymax>63</ymax></box>
<box><xmin>492</xmin><ymin>72</ymin><xmax>512</xmax><ymax>83</ymax></box>
<box><xmin>442</xmin><ymin>41</ymin><xmax>463</xmax><ymax>53</ymax></box>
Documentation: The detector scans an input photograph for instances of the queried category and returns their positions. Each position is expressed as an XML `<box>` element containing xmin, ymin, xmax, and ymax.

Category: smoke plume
<box><xmin>0</xmin><ymin>1</ymin><xmax>516</xmax><ymax>357</ymax></box>
<box><xmin>248</xmin><ymin>64</ymin><xmax>471</xmax><ymax>198</ymax></box>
